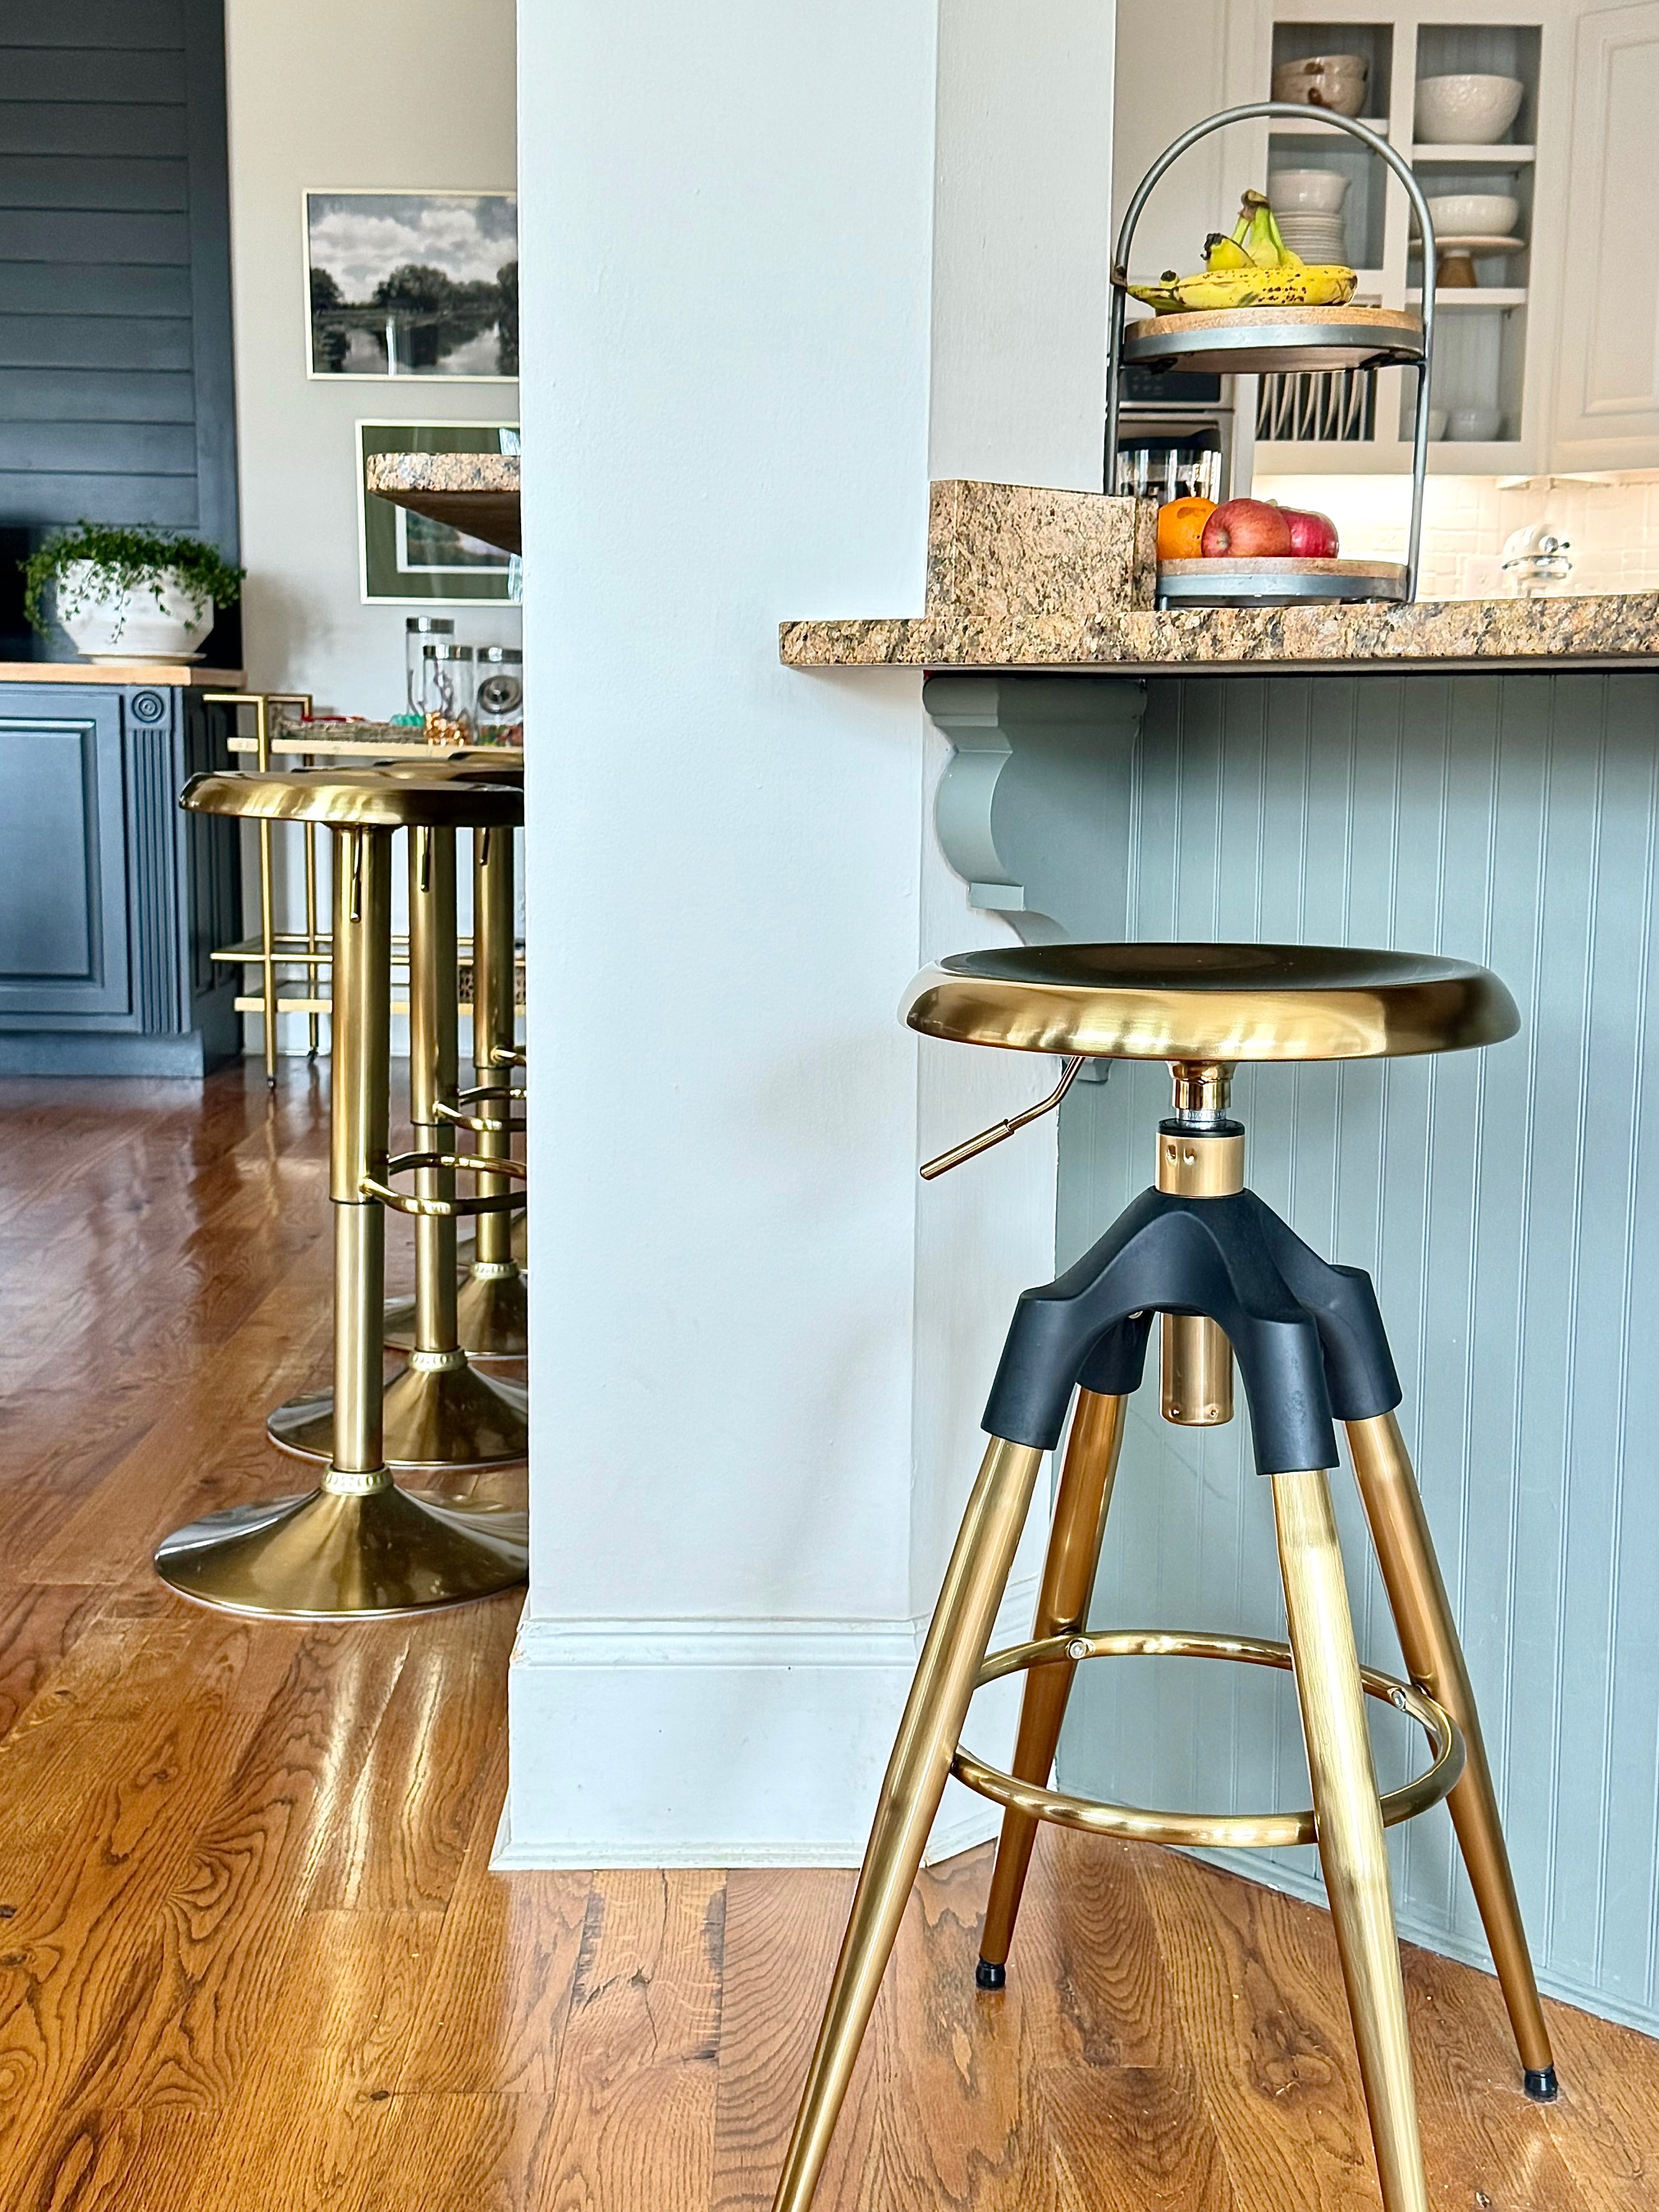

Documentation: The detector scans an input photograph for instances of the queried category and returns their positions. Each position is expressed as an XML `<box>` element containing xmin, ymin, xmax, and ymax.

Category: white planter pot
<box><xmin>56</xmin><ymin>562</ymin><xmax>215</xmax><ymax>661</ymax></box>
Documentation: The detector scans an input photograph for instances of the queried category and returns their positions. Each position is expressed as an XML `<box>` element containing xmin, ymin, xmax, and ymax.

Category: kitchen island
<box><xmin>781</xmin><ymin>482</ymin><xmax>1659</xmax><ymax>2032</ymax></box>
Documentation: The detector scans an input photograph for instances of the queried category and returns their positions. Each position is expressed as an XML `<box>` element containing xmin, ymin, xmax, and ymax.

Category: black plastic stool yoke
<box><xmin>982</xmin><ymin>1186</ymin><xmax>1402</xmax><ymax>1475</ymax></box>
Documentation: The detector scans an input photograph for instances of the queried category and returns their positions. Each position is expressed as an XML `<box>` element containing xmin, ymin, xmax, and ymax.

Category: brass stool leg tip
<box><xmin>1524</xmin><ymin>2067</ymin><xmax>1560</xmax><ymax>2103</ymax></box>
<box><xmin>976</xmin><ymin>1958</ymin><xmax>1007</xmax><ymax>1991</ymax></box>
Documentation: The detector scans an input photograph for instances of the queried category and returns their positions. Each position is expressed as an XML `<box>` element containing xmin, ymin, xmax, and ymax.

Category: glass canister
<box><xmin>419</xmin><ymin>641</ymin><xmax>475</xmax><ymax>744</ymax></box>
<box><xmin>473</xmin><ymin>645</ymin><xmax>523</xmax><ymax>746</ymax></box>
<box><xmin>404</xmin><ymin>615</ymin><xmax>455</xmax><ymax>717</ymax></box>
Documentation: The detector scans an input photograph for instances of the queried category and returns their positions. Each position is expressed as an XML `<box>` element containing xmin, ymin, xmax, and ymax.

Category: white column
<box><xmin>507</xmin><ymin>0</ymin><xmax>1115</xmax><ymax>1867</ymax></box>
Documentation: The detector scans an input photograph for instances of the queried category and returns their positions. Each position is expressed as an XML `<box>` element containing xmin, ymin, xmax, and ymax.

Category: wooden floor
<box><xmin>1</xmin><ymin>1064</ymin><xmax>1656</xmax><ymax>2211</ymax></box>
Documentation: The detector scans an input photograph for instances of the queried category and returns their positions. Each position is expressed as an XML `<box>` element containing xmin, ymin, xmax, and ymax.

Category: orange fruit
<box><xmin>1156</xmin><ymin>496</ymin><xmax>1218</xmax><ymax>561</ymax></box>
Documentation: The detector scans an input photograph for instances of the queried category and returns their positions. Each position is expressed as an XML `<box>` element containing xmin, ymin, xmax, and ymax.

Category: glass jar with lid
<box><xmin>474</xmin><ymin>646</ymin><xmax>523</xmax><ymax>746</ymax></box>
<box><xmin>418</xmin><ymin>641</ymin><xmax>475</xmax><ymax>744</ymax></box>
<box><xmin>404</xmin><ymin>615</ymin><xmax>455</xmax><ymax>718</ymax></box>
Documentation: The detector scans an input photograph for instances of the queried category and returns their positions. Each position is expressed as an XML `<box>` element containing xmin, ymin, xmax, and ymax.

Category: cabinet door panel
<box><xmin>1554</xmin><ymin>1</ymin><xmax>1659</xmax><ymax>468</ymax></box>
<box><xmin>0</xmin><ymin>694</ymin><xmax>130</xmax><ymax>1017</ymax></box>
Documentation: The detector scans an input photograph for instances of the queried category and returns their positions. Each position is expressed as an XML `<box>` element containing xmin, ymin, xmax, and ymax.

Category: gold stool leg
<box><xmin>771</xmin><ymin>1436</ymin><xmax>1044</xmax><ymax>2212</ymax></box>
<box><xmin>977</xmin><ymin>1389</ymin><xmax>1127</xmax><ymax>1983</ymax></box>
<box><xmin>155</xmin><ymin>826</ymin><xmax>527</xmax><ymax>1618</ymax></box>
<box><xmin>1346</xmin><ymin>1411</ymin><xmax>1556</xmax><ymax>2096</ymax></box>
<box><xmin>1274</xmin><ymin>1466</ymin><xmax>1428</xmax><ymax>2212</ymax></box>
<box><xmin>455</xmin><ymin>821</ymin><xmax>528</xmax><ymax>1361</ymax></box>
<box><xmin>269</xmin><ymin>825</ymin><xmax>528</xmax><ymax>1469</ymax></box>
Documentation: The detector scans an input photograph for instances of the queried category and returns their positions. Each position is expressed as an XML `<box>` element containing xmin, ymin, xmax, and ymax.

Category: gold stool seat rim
<box><xmin>903</xmin><ymin>941</ymin><xmax>1519</xmax><ymax>1061</ymax></box>
<box><xmin>953</xmin><ymin>1627</ymin><xmax>1465</xmax><ymax>1849</ymax></box>
<box><xmin>181</xmin><ymin>766</ymin><xmax>523</xmax><ymax>830</ymax></box>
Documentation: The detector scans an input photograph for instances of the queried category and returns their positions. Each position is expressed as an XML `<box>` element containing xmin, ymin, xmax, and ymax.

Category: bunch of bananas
<box><xmin>1128</xmin><ymin>190</ymin><xmax>1356</xmax><ymax>313</ymax></box>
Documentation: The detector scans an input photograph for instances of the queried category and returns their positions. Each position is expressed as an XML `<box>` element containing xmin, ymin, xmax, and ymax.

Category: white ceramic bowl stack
<box><xmin>1268</xmin><ymin>168</ymin><xmax>1350</xmax><ymax>266</ymax></box>
<box><xmin>1414</xmin><ymin>74</ymin><xmax>1524</xmax><ymax>144</ymax></box>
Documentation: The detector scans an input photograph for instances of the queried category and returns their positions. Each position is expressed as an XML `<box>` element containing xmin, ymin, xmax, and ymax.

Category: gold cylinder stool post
<box><xmin>454</xmin><ymin>818</ymin><xmax>528</xmax><ymax>1360</ymax></box>
<box><xmin>770</xmin><ymin>944</ymin><xmax>1556</xmax><ymax>2212</ymax></box>
<box><xmin>154</xmin><ymin>770</ymin><xmax>528</xmax><ymax>1619</ymax></box>
<box><xmin>268</xmin><ymin>799</ymin><xmax>529</xmax><ymax>1470</ymax></box>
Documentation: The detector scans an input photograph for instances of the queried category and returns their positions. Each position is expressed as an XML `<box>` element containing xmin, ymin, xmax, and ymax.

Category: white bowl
<box><xmin>1268</xmin><ymin>167</ymin><xmax>1350</xmax><ymax>213</ymax></box>
<box><xmin>1448</xmin><ymin>406</ymin><xmax>1503</xmax><ymax>441</ymax></box>
<box><xmin>1273</xmin><ymin>54</ymin><xmax>1369</xmax><ymax>117</ymax></box>
<box><xmin>1414</xmin><ymin>74</ymin><xmax>1524</xmax><ymax>145</ymax></box>
<box><xmin>1425</xmin><ymin>193</ymin><xmax>1519</xmax><ymax>235</ymax></box>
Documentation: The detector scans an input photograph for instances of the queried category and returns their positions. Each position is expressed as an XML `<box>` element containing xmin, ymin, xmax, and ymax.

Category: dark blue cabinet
<box><xmin>0</xmin><ymin>679</ymin><xmax>240</xmax><ymax>1075</ymax></box>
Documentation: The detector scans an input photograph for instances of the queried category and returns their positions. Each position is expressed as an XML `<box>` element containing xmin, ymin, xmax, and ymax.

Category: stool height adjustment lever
<box><xmin>920</xmin><ymin>1056</ymin><xmax>1085</xmax><ymax>1180</ymax></box>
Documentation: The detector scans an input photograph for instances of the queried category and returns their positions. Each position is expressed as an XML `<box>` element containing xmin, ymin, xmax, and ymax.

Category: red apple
<box><xmin>1283</xmin><ymin>506</ymin><xmax>1341</xmax><ymax>558</ymax></box>
<box><xmin>1200</xmin><ymin>498</ymin><xmax>1293</xmax><ymax>557</ymax></box>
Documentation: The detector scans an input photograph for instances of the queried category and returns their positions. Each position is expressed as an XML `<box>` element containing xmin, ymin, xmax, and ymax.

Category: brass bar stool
<box><xmin>270</xmin><ymin>770</ymin><xmax>529</xmax><ymax>1467</ymax></box>
<box><xmin>453</xmin><ymin>818</ymin><xmax>528</xmax><ymax>1360</ymax></box>
<box><xmin>386</xmin><ymin>786</ymin><xmax>528</xmax><ymax>1355</ymax></box>
<box><xmin>773</xmin><ymin>944</ymin><xmax>1556</xmax><ymax>2212</ymax></box>
<box><xmin>154</xmin><ymin>769</ymin><xmax>528</xmax><ymax>1618</ymax></box>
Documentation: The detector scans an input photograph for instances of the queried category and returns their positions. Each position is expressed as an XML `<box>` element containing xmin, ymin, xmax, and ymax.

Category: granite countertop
<box><xmin>779</xmin><ymin>482</ymin><xmax>1659</xmax><ymax>674</ymax></box>
<box><xmin>363</xmin><ymin>452</ymin><xmax>521</xmax><ymax>555</ymax></box>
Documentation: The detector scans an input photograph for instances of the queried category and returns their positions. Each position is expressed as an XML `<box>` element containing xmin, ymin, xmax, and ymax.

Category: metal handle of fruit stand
<box><xmin>1105</xmin><ymin>103</ymin><xmax>1437</xmax><ymax>601</ymax></box>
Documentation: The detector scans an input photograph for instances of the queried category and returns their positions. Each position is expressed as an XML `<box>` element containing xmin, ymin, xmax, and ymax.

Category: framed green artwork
<box><xmin>357</xmin><ymin>421</ymin><xmax>520</xmax><ymax>606</ymax></box>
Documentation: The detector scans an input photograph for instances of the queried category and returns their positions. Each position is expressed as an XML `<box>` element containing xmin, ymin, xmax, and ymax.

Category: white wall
<box><xmin>1112</xmin><ymin>0</ymin><xmax>1233</xmax><ymax>279</ymax></box>
<box><xmin>224</xmin><ymin>0</ymin><xmax>520</xmax><ymax>715</ymax></box>
<box><xmin>1255</xmin><ymin>468</ymin><xmax>1659</xmax><ymax>596</ymax></box>
<box><xmin>506</xmin><ymin>0</ymin><xmax>1116</xmax><ymax>1868</ymax></box>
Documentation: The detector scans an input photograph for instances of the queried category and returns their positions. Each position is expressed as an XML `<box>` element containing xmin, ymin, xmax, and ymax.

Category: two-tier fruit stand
<box><xmin>1106</xmin><ymin>103</ymin><xmax>1439</xmax><ymax>607</ymax></box>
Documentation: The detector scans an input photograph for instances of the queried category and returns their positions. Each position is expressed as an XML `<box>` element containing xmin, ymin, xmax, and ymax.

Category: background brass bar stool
<box><xmin>453</xmin><ymin>816</ymin><xmax>528</xmax><ymax>1360</ymax></box>
<box><xmin>154</xmin><ymin>769</ymin><xmax>528</xmax><ymax>1618</ymax></box>
<box><xmin>272</xmin><ymin>769</ymin><xmax>529</xmax><ymax>1467</ymax></box>
<box><xmin>773</xmin><ymin>944</ymin><xmax>1556</xmax><ymax>2212</ymax></box>
<box><xmin>383</xmin><ymin>760</ymin><xmax>530</xmax><ymax>1346</ymax></box>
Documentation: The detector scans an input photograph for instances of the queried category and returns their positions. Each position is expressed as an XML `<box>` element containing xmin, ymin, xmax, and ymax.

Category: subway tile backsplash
<box><xmin>1253</xmin><ymin>472</ymin><xmax>1659</xmax><ymax>599</ymax></box>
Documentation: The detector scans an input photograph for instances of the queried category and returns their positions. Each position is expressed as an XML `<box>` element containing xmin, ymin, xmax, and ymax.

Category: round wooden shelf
<box><xmin>1123</xmin><ymin>305</ymin><xmax>1426</xmax><ymax>376</ymax></box>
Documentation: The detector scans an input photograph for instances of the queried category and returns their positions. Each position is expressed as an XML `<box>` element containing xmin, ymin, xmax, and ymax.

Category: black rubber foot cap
<box><xmin>976</xmin><ymin>1958</ymin><xmax>1006</xmax><ymax>1991</ymax></box>
<box><xmin>1524</xmin><ymin>2066</ymin><xmax>1560</xmax><ymax>2103</ymax></box>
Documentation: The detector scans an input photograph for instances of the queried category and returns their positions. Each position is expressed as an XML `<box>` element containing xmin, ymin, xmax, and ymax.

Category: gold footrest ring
<box><xmin>434</xmin><ymin>1091</ymin><xmax>527</xmax><ymax>1136</ymax></box>
<box><xmin>952</xmin><ymin>1628</ymin><xmax>1464</xmax><ymax>1851</ymax></box>
<box><xmin>360</xmin><ymin>1150</ymin><xmax>528</xmax><ymax>1218</ymax></box>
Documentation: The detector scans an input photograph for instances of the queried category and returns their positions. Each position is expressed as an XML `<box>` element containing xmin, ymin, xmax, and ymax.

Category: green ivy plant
<box><xmin>21</xmin><ymin>523</ymin><xmax>245</xmax><ymax>639</ymax></box>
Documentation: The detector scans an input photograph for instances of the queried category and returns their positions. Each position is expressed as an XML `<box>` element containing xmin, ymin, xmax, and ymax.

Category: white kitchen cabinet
<box><xmin>1552</xmin><ymin>2</ymin><xmax>1659</xmax><ymax>468</ymax></box>
<box><xmin>1114</xmin><ymin>0</ymin><xmax>1659</xmax><ymax>475</ymax></box>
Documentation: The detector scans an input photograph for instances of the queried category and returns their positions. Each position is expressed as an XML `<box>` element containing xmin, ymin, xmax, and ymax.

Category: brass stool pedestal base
<box><xmin>153</xmin><ymin>1481</ymin><xmax>529</xmax><ymax>1619</ymax></box>
<box><xmin>267</xmin><ymin>1357</ymin><xmax>529</xmax><ymax>1469</ymax></box>
<box><xmin>453</xmin><ymin>1265</ymin><xmax>528</xmax><ymax>1361</ymax></box>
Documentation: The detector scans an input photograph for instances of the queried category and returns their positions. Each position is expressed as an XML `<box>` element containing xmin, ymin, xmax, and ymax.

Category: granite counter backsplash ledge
<box><xmin>779</xmin><ymin>482</ymin><xmax>1659</xmax><ymax>673</ymax></box>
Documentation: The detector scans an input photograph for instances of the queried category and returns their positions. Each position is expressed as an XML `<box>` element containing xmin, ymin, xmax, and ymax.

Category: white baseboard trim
<box><xmin>496</xmin><ymin>1577</ymin><xmax>1037</xmax><ymax>1871</ymax></box>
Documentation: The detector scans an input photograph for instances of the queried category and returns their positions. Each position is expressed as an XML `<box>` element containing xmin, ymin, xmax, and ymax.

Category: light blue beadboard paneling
<box><xmin>1054</xmin><ymin>670</ymin><xmax>1659</xmax><ymax>2034</ymax></box>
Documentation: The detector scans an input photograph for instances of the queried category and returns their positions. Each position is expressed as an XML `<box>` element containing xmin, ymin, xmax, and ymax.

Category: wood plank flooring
<box><xmin>1</xmin><ymin>1064</ymin><xmax>1657</xmax><ymax>2210</ymax></box>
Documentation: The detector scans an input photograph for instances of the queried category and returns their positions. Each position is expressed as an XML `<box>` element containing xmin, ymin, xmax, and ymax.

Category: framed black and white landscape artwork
<box><xmin>306</xmin><ymin>190</ymin><xmax>518</xmax><ymax>379</ymax></box>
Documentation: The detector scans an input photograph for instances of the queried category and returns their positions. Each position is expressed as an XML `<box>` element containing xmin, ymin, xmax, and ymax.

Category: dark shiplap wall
<box><xmin>0</xmin><ymin>0</ymin><xmax>236</xmax><ymax>546</ymax></box>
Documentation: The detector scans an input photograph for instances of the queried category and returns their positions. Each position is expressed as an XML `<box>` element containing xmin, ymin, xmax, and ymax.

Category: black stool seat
<box><xmin>903</xmin><ymin>942</ymin><xmax>1518</xmax><ymax>1063</ymax></box>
